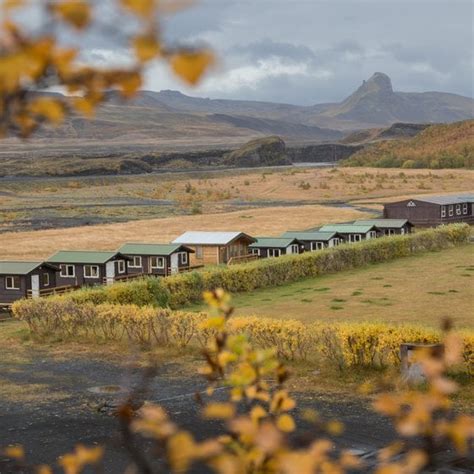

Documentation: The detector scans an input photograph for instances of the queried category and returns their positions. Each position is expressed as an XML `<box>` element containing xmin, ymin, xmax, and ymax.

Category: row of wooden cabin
<box><xmin>0</xmin><ymin>217</ymin><xmax>422</xmax><ymax>308</ymax></box>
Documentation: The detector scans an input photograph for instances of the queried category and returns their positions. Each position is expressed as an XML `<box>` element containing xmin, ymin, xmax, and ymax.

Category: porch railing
<box><xmin>27</xmin><ymin>285</ymin><xmax>79</xmax><ymax>298</ymax></box>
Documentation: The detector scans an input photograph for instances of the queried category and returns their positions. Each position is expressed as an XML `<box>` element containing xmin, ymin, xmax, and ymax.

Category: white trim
<box><xmin>462</xmin><ymin>203</ymin><xmax>468</xmax><ymax>215</ymax></box>
<box><xmin>129</xmin><ymin>256</ymin><xmax>142</xmax><ymax>268</ymax></box>
<box><xmin>150</xmin><ymin>256</ymin><xmax>165</xmax><ymax>269</ymax></box>
<box><xmin>43</xmin><ymin>273</ymin><xmax>50</xmax><ymax>287</ymax></box>
<box><xmin>60</xmin><ymin>264</ymin><xmax>75</xmax><ymax>278</ymax></box>
<box><xmin>117</xmin><ymin>260</ymin><xmax>126</xmax><ymax>274</ymax></box>
<box><xmin>268</xmin><ymin>248</ymin><xmax>281</xmax><ymax>258</ymax></box>
<box><xmin>5</xmin><ymin>275</ymin><xmax>20</xmax><ymax>290</ymax></box>
<box><xmin>84</xmin><ymin>265</ymin><xmax>100</xmax><ymax>279</ymax></box>
<box><xmin>250</xmin><ymin>248</ymin><xmax>260</xmax><ymax>256</ymax></box>
<box><xmin>455</xmin><ymin>204</ymin><xmax>461</xmax><ymax>216</ymax></box>
<box><xmin>289</xmin><ymin>244</ymin><xmax>299</xmax><ymax>254</ymax></box>
<box><xmin>448</xmin><ymin>205</ymin><xmax>454</xmax><ymax>217</ymax></box>
<box><xmin>179</xmin><ymin>252</ymin><xmax>188</xmax><ymax>265</ymax></box>
<box><xmin>441</xmin><ymin>206</ymin><xmax>446</xmax><ymax>218</ymax></box>
<box><xmin>195</xmin><ymin>246</ymin><xmax>203</xmax><ymax>259</ymax></box>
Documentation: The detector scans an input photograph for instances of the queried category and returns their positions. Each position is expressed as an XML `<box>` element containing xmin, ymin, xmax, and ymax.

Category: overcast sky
<box><xmin>18</xmin><ymin>0</ymin><xmax>474</xmax><ymax>105</ymax></box>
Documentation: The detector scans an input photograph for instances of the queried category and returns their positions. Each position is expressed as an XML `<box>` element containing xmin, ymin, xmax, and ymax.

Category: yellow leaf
<box><xmin>326</xmin><ymin>420</ymin><xmax>344</xmax><ymax>436</ymax></box>
<box><xmin>133</xmin><ymin>34</ymin><xmax>161</xmax><ymax>62</ymax></box>
<box><xmin>121</xmin><ymin>0</ymin><xmax>155</xmax><ymax>17</ymax></box>
<box><xmin>28</xmin><ymin>97</ymin><xmax>65</xmax><ymax>125</ymax></box>
<box><xmin>3</xmin><ymin>0</ymin><xmax>24</xmax><ymax>11</ymax></box>
<box><xmin>167</xmin><ymin>432</ymin><xmax>196</xmax><ymax>473</ymax></box>
<box><xmin>118</xmin><ymin>72</ymin><xmax>142</xmax><ymax>98</ymax></box>
<box><xmin>53</xmin><ymin>1</ymin><xmax>91</xmax><ymax>30</ymax></box>
<box><xmin>72</xmin><ymin>97</ymin><xmax>95</xmax><ymax>118</ymax></box>
<box><xmin>203</xmin><ymin>402</ymin><xmax>236</xmax><ymax>420</ymax></box>
<box><xmin>4</xmin><ymin>445</ymin><xmax>24</xmax><ymax>460</ymax></box>
<box><xmin>170</xmin><ymin>50</ymin><xmax>214</xmax><ymax>85</ymax></box>
<box><xmin>276</xmin><ymin>414</ymin><xmax>295</xmax><ymax>432</ymax></box>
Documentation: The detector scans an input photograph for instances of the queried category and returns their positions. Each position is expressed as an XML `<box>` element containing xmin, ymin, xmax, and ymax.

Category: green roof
<box><xmin>119</xmin><ymin>243</ymin><xmax>192</xmax><ymax>256</ymax></box>
<box><xmin>0</xmin><ymin>261</ymin><xmax>45</xmax><ymax>275</ymax></box>
<box><xmin>355</xmin><ymin>219</ymin><xmax>410</xmax><ymax>229</ymax></box>
<box><xmin>47</xmin><ymin>251</ymin><xmax>122</xmax><ymax>264</ymax></box>
<box><xmin>319</xmin><ymin>224</ymin><xmax>375</xmax><ymax>234</ymax></box>
<box><xmin>250</xmin><ymin>237</ymin><xmax>299</xmax><ymax>249</ymax></box>
<box><xmin>281</xmin><ymin>231</ymin><xmax>338</xmax><ymax>241</ymax></box>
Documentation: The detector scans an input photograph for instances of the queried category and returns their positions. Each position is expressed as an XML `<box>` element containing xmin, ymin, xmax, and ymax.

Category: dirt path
<box><xmin>0</xmin><ymin>344</ymin><xmax>396</xmax><ymax>473</ymax></box>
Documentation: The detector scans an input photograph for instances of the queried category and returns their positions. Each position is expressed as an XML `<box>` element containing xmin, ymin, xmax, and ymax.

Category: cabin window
<box><xmin>462</xmin><ymin>203</ymin><xmax>468</xmax><ymax>214</ymax></box>
<box><xmin>196</xmin><ymin>246</ymin><xmax>203</xmax><ymax>259</ymax></box>
<box><xmin>441</xmin><ymin>206</ymin><xmax>446</xmax><ymax>217</ymax></box>
<box><xmin>43</xmin><ymin>273</ymin><xmax>50</xmax><ymax>287</ymax></box>
<box><xmin>310</xmin><ymin>242</ymin><xmax>324</xmax><ymax>251</ymax></box>
<box><xmin>180</xmin><ymin>252</ymin><xmax>188</xmax><ymax>265</ymax></box>
<box><xmin>60</xmin><ymin>265</ymin><xmax>75</xmax><ymax>278</ymax></box>
<box><xmin>290</xmin><ymin>244</ymin><xmax>299</xmax><ymax>254</ymax></box>
<box><xmin>455</xmin><ymin>204</ymin><xmax>461</xmax><ymax>215</ymax></box>
<box><xmin>268</xmin><ymin>249</ymin><xmax>281</xmax><ymax>258</ymax></box>
<box><xmin>448</xmin><ymin>205</ymin><xmax>454</xmax><ymax>216</ymax></box>
<box><xmin>5</xmin><ymin>276</ymin><xmax>20</xmax><ymax>290</ymax></box>
<box><xmin>84</xmin><ymin>265</ymin><xmax>99</xmax><ymax>278</ymax></box>
<box><xmin>130</xmin><ymin>256</ymin><xmax>142</xmax><ymax>268</ymax></box>
<box><xmin>349</xmin><ymin>234</ymin><xmax>362</xmax><ymax>243</ymax></box>
<box><xmin>117</xmin><ymin>260</ymin><xmax>126</xmax><ymax>274</ymax></box>
<box><xmin>400</xmin><ymin>228</ymin><xmax>405</xmax><ymax>235</ymax></box>
<box><xmin>150</xmin><ymin>257</ymin><xmax>165</xmax><ymax>269</ymax></box>
<box><xmin>369</xmin><ymin>231</ymin><xmax>377</xmax><ymax>239</ymax></box>
<box><xmin>250</xmin><ymin>248</ymin><xmax>260</xmax><ymax>256</ymax></box>
<box><xmin>332</xmin><ymin>239</ymin><xmax>340</xmax><ymax>247</ymax></box>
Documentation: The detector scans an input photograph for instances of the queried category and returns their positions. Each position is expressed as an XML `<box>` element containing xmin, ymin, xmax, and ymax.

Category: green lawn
<box><xmin>185</xmin><ymin>245</ymin><xmax>474</xmax><ymax>329</ymax></box>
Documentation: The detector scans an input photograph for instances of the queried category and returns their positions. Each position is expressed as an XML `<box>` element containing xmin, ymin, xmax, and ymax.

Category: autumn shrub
<box><xmin>12</xmin><ymin>298</ymin><xmax>474</xmax><ymax>375</ymax></box>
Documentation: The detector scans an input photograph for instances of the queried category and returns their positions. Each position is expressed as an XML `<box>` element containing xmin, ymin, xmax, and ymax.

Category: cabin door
<box><xmin>31</xmin><ymin>274</ymin><xmax>40</xmax><ymax>298</ymax></box>
<box><xmin>105</xmin><ymin>261</ymin><xmax>115</xmax><ymax>285</ymax></box>
<box><xmin>170</xmin><ymin>254</ymin><xmax>179</xmax><ymax>274</ymax></box>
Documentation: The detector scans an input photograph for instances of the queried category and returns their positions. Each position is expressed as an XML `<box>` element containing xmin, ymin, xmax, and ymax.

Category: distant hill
<box><xmin>1</xmin><ymin>73</ymin><xmax>473</xmax><ymax>161</ymax></box>
<box><xmin>343</xmin><ymin>120</ymin><xmax>474</xmax><ymax>168</ymax></box>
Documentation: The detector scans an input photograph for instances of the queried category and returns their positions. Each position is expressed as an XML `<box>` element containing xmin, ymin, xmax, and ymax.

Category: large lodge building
<box><xmin>383</xmin><ymin>195</ymin><xmax>473</xmax><ymax>227</ymax></box>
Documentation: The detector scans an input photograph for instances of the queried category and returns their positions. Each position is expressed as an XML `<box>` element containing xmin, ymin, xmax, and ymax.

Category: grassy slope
<box><xmin>185</xmin><ymin>245</ymin><xmax>474</xmax><ymax>328</ymax></box>
<box><xmin>344</xmin><ymin>120</ymin><xmax>474</xmax><ymax>168</ymax></box>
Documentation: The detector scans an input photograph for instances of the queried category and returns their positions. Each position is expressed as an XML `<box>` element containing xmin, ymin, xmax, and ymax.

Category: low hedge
<box><xmin>12</xmin><ymin>298</ymin><xmax>474</xmax><ymax>374</ymax></box>
<box><xmin>12</xmin><ymin>223</ymin><xmax>471</xmax><ymax>311</ymax></box>
<box><xmin>162</xmin><ymin>223</ymin><xmax>470</xmax><ymax>307</ymax></box>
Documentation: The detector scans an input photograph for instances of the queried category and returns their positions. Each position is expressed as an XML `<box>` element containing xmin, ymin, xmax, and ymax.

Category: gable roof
<box><xmin>319</xmin><ymin>224</ymin><xmax>376</xmax><ymax>234</ymax></box>
<box><xmin>354</xmin><ymin>219</ymin><xmax>411</xmax><ymax>229</ymax></box>
<box><xmin>172</xmin><ymin>231</ymin><xmax>256</xmax><ymax>246</ymax></box>
<box><xmin>250</xmin><ymin>237</ymin><xmax>300</xmax><ymax>249</ymax></box>
<box><xmin>47</xmin><ymin>251</ymin><xmax>127</xmax><ymax>264</ymax></box>
<box><xmin>119</xmin><ymin>243</ymin><xmax>194</xmax><ymax>256</ymax></box>
<box><xmin>281</xmin><ymin>231</ymin><xmax>339</xmax><ymax>241</ymax></box>
<box><xmin>388</xmin><ymin>195</ymin><xmax>474</xmax><ymax>206</ymax></box>
<box><xmin>0</xmin><ymin>261</ymin><xmax>58</xmax><ymax>275</ymax></box>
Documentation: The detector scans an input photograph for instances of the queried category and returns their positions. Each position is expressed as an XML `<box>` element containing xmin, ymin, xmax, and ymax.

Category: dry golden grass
<box><xmin>0</xmin><ymin>204</ymin><xmax>373</xmax><ymax>260</ymax></box>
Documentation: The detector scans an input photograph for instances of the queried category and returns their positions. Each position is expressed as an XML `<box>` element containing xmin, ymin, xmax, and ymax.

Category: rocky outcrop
<box><xmin>223</xmin><ymin>136</ymin><xmax>291</xmax><ymax>167</ymax></box>
<box><xmin>287</xmin><ymin>144</ymin><xmax>363</xmax><ymax>163</ymax></box>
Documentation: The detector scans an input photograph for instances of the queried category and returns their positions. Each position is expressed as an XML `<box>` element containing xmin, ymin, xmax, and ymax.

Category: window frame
<box><xmin>129</xmin><ymin>256</ymin><xmax>142</xmax><ymax>268</ymax></box>
<box><xmin>290</xmin><ymin>244</ymin><xmax>299</xmax><ymax>254</ymax></box>
<box><xmin>456</xmin><ymin>204</ymin><xmax>461</xmax><ymax>216</ymax></box>
<box><xmin>268</xmin><ymin>248</ymin><xmax>281</xmax><ymax>258</ymax></box>
<box><xmin>43</xmin><ymin>273</ymin><xmax>50</xmax><ymax>287</ymax></box>
<box><xmin>117</xmin><ymin>260</ymin><xmax>126</xmax><ymax>274</ymax></box>
<box><xmin>250</xmin><ymin>248</ymin><xmax>260</xmax><ymax>256</ymax></box>
<box><xmin>5</xmin><ymin>275</ymin><xmax>20</xmax><ymax>290</ymax></box>
<box><xmin>195</xmin><ymin>246</ymin><xmax>203</xmax><ymax>259</ymax></box>
<box><xmin>60</xmin><ymin>264</ymin><xmax>75</xmax><ymax>278</ymax></box>
<box><xmin>84</xmin><ymin>265</ymin><xmax>100</xmax><ymax>279</ymax></box>
<box><xmin>150</xmin><ymin>256</ymin><xmax>165</xmax><ymax>269</ymax></box>
<box><xmin>448</xmin><ymin>205</ymin><xmax>454</xmax><ymax>217</ymax></box>
<box><xmin>462</xmin><ymin>203</ymin><xmax>468</xmax><ymax>215</ymax></box>
<box><xmin>180</xmin><ymin>252</ymin><xmax>188</xmax><ymax>265</ymax></box>
<box><xmin>441</xmin><ymin>206</ymin><xmax>446</xmax><ymax>218</ymax></box>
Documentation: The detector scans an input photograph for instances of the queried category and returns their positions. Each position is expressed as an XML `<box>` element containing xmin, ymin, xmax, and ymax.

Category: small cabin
<box><xmin>47</xmin><ymin>251</ymin><xmax>131</xmax><ymax>287</ymax></box>
<box><xmin>249</xmin><ymin>237</ymin><xmax>304</xmax><ymax>258</ymax></box>
<box><xmin>0</xmin><ymin>261</ymin><xmax>59</xmax><ymax>306</ymax></box>
<box><xmin>383</xmin><ymin>195</ymin><xmax>473</xmax><ymax>227</ymax></box>
<box><xmin>354</xmin><ymin>219</ymin><xmax>414</xmax><ymax>236</ymax></box>
<box><xmin>281</xmin><ymin>231</ymin><xmax>343</xmax><ymax>250</ymax></box>
<box><xmin>172</xmin><ymin>231</ymin><xmax>256</xmax><ymax>265</ymax></box>
<box><xmin>319</xmin><ymin>224</ymin><xmax>379</xmax><ymax>243</ymax></box>
<box><xmin>119</xmin><ymin>243</ymin><xmax>195</xmax><ymax>276</ymax></box>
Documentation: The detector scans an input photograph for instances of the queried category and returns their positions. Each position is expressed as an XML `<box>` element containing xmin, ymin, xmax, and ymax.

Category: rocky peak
<box><xmin>359</xmin><ymin>72</ymin><xmax>394</xmax><ymax>95</ymax></box>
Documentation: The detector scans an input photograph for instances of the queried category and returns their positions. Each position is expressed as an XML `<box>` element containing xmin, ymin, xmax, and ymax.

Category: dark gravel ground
<box><xmin>0</xmin><ymin>344</ymin><xmax>399</xmax><ymax>473</ymax></box>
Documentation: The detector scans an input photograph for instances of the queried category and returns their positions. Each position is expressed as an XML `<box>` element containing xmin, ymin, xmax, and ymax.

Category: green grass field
<box><xmin>185</xmin><ymin>245</ymin><xmax>474</xmax><ymax>329</ymax></box>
